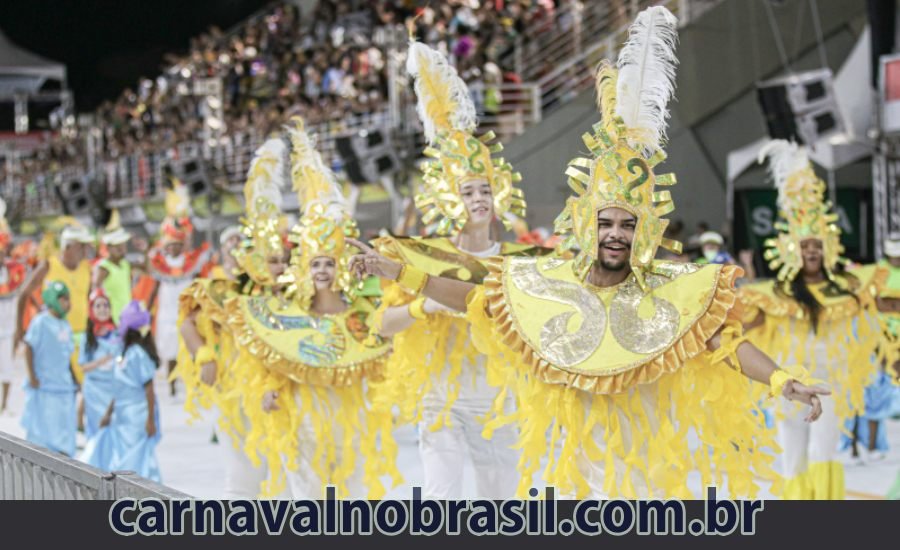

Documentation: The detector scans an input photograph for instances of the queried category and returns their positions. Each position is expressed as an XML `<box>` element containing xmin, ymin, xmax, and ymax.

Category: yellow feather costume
<box><xmin>226</xmin><ymin>119</ymin><xmax>399</xmax><ymax>498</ymax></box>
<box><xmin>173</xmin><ymin>137</ymin><xmax>289</xmax><ymax>463</ymax></box>
<box><xmin>451</xmin><ymin>7</ymin><xmax>784</xmax><ymax>499</ymax></box>
<box><xmin>739</xmin><ymin>140</ymin><xmax>889</xmax><ymax>499</ymax></box>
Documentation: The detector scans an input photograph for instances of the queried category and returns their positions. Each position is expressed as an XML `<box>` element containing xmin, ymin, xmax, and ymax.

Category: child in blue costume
<box><xmin>21</xmin><ymin>281</ymin><xmax>78</xmax><ymax>455</ymax></box>
<box><xmin>81</xmin><ymin>300</ymin><xmax>161</xmax><ymax>482</ymax></box>
<box><xmin>79</xmin><ymin>289</ymin><xmax>121</xmax><ymax>438</ymax></box>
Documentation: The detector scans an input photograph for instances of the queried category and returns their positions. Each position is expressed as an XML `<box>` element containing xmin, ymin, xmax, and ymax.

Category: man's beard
<box><xmin>595</xmin><ymin>239</ymin><xmax>631</xmax><ymax>272</ymax></box>
<box><xmin>598</xmin><ymin>257</ymin><xmax>628</xmax><ymax>271</ymax></box>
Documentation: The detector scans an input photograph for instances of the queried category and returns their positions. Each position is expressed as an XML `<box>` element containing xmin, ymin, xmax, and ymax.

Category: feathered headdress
<box><xmin>284</xmin><ymin>117</ymin><xmax>359</xmax><ymax>308</ymax></box>
<box><xmin>101</xmin><ymin>209</ymin><xmax>131</xmax><ymax>246</ymax></box>
<box><xmin>160</xmin><ymin>177</ymin><xmax>193</xmax><ymax>244</ymax></box>
<box><xmin>232</xmin><ymin>137</ymin><xmax>289</xmax><ymax>289</ymax></box>
<box><xmin>407</xmin><ymin>40</ymin><xmax>526</xmax><ymax>235</ymax></box>
<box><xmin>554</xmin><ymin>6</ymin><xmax>681</xmax><ymax>288</ymax></box>
<box><xmin>758</xmin><ymin>139</ymin><xmax>844</xmax><ymax>283</ymax></box>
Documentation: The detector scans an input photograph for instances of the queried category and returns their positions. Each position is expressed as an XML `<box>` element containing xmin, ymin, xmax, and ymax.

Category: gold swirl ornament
<box><xmin>609</xmin><ymin>274</ymin><xmax>679</xmax><ymax>354</ymax></box>
<box><xmin>507</xmin><ymin>257</ymin><xmax>605</xmax><ymax>367</ymax></box>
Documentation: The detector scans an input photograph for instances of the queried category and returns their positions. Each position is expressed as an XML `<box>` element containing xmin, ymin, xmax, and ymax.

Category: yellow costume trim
<box><xmin>368</xmin><ymin>236</ymin><xmax>550</xmax><ymax>431</ymax></box>
<box><xmin>173</xmin><ymin>278</ymin><xmax>244</xmax><ymax>447</ymax></box>
<box><xmin>194</xmin><ymin>346</ymin><xmax>216</xmax><ymax>367</ymax></box>
<box><xmin>739</xmin><ymin>265</ymin><xmax>888</xmax><ymax>424</ymax></box>
<box><xmin>783</xmin><ymin>461</ymin><xmax>845</xmax><ymax>500</ymax></box>
<box><xmin>225</xmin><ymin>294</ymin><xmax>400</xmax><ymax>498</ymax></box>
<box><xmin>408</xmin><ymin>297</ymin><xmax>427</xmax><ymax>320</ymax></box>
<box><xmin>465</xmin><ymin>279</ymin><xmax>780</xmax><ymax>499</ymax></box>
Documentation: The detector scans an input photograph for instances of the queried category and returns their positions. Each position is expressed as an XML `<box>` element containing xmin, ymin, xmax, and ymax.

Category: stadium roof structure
<box><xmin>0</xmin><ymin>28</ymin><xmax>66</xmax><ymax>98</ymax></box>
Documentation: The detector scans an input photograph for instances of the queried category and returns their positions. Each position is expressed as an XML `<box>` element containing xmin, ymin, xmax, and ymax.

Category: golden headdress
<box><xmin>758</xmin><ymin>139</ymin><xmax>844</xmax><ymax>282</ymax></box>
<box><xmin>160</xmin><ymin>177</ymin><xmax>194</xmax><ymax>244</ymax></box>
<box><xmin>407</xmin><ymin>40</ymin><xmax>526</xmax><ymax>235</ymax></box>
<box><xmin>232</xmin><ymin>137</ymin><xmax>289</xmax><ymax>288</ymax></box>
<box><xmin>284</xmin><ymin>118</ymin><xmax>360</xmax><ymax>308</ymax></box>
<box><xmin>554</xmin><ymin>6</ymin><xmax>681</xmax><ymax>288</ymax></box>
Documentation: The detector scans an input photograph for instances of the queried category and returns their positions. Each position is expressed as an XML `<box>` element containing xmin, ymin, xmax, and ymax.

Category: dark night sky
<box><xmin>1</xmin><ymin>0</ymin><xmax>272</xmax><ymax>112</ymax></box>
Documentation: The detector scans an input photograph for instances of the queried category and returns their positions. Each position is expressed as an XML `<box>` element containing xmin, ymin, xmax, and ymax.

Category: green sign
<box><xmin>735</xmin><ymin>189</ymin><xmax>871</xmax><ymax>261</ymax></box>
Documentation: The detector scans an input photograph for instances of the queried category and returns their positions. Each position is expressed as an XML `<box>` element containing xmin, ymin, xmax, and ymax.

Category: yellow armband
<box><xmin>396</xmin><ymin>264</ymin><xmax>428</xmax><ymax>295</ymax></box>
<box><xmin>408</xmin><ymin>296</ymin><xmax>427</xmax><ymax>320</ymax></box>
<box><xmin>194</xmin><ymin>346</ymin><xmax>216</xmax><ymax>366</ymax></box>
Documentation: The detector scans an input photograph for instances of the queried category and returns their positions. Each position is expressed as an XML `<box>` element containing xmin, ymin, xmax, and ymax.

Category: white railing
<box><xmin>0</xmin><ymin>430</ymin><xmax>189</xmax><ymax>500</ymax></box>
<box><xmin>536</xmin><ymin>0</ymin><xmax>725</xmax><ymax>116</ymax></box>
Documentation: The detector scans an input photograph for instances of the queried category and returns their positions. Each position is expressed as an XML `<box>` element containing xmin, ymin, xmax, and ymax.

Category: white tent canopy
<box><xmin>0</xmin><ymin>28</ymin><xmax>66</xmax><ymax>97</ymax></box>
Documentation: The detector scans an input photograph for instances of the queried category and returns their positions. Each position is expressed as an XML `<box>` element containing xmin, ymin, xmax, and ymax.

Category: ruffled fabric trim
<box><xmin>465</xmin><ymin>275</ymin><xmax>780</xmax><ymax>499</ymax></box>
<box><xmin>479</xmin><ymin>259</ymin><xmax>743</xmax><ymax>394</ymax></box>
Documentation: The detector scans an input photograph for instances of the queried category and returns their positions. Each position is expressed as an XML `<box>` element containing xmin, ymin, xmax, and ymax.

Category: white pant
<box><xmin>283</xmin><ymin>389</ymin><xmax>366</xmax><ymax>500</ymax></box>
<box><xmin>567</xmin><ymin>382</ymin><xmax>662</xmax><ymax>499</ymax></box>
<box><xmin>777</xmin><ymin>337</ymin><xmax>843</xmax><ymax>477</ymax></box>
<box><xmin>0</xmin><ymin>336</ymin><xmax>13</xmax><ymax>384</ymax></box>
<box><xmin>777</xmin><ymin>395</ymin><xmax>840</xmax><ymax>477</ymax></box>
<box><xmin>418</xmin><ymin>354</ymin><xmax>519</xmax><ymax>499</ymax></box>
<box><xmin>219</xmin><ymin>412</ymin><xmax>268</xmax><ymax>499</ymax></box>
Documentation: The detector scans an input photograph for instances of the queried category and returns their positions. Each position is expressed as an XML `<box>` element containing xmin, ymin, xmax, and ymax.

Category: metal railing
<box><xmin>536</xmin><ymin>0</ymin><xmax>725</xmax><ymax>116</ymax></box>
<box><xmin>0</xmin><ymin>430</ymin><xmax>190</xmax><ymax>500</ymax></box>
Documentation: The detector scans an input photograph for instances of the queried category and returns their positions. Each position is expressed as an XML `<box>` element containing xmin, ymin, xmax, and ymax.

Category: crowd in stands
<box><xmin>5</xmin><ymin>0</ymin><xmax>646</xmax><ymax>216</ymax></box>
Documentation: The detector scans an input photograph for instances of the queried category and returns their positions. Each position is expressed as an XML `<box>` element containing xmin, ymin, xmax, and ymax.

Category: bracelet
<box><xmin>769</xmin><ymin>370</ymin><xmax>792</xmax><ymax>399</ymax></box>
<box><xmin>396</xmin><ymin>264</ymin><xmax>429</xmax><ymax>295</ymax></box>
<box><xmin>194</xmin><ymin>346</ymin><xmax>216</xmax><ymax>366</ymax></box>
<box><xmin>408</xmin><ymin>296</ymin><xmax>427</xmax><ymax>320</ymax></box>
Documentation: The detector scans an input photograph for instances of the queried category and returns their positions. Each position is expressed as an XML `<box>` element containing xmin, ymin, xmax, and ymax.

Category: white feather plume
<box><xmin>0</xmin><ymin>196</ymin><xmax>6</xmax><ymax>221</ymax></box>
<box><xmin>245</xmin><ymin>137</ymin><xmax>287</xmax><ymax>214</ymax></box>
<box><xmin>615</xmin><ymin>6</ymin><xmax>679</xmax><ymax>151</ymax></box>
<box><xmin>406</xmin><ymin>40</ymin><xmax>477</xmax><ymax>143</ymax></box>
<box><xmin>758</xmin><ymin>139</ymin><xmax>811</xmax><ymax>210</ymax></box>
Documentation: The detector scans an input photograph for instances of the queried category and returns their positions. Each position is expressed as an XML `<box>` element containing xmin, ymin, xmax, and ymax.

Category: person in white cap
<box><xmin>15</xmin><ymin>223</ymin><xmax>95</xmax><ymax>354</ymax></box>
<box><xmin>696</xmin><ymin>231</ymin><xmax>735</xmax><ymax>265</ymax></box>
<box><xmin>93</xmin><ymin>213</ymin><xmax>134</xmax><ymax>324</ymax></box>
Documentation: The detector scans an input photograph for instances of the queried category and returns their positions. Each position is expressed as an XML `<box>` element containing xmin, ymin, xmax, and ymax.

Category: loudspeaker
<box><xmin>756</xmin><ymin>69</ymin><xmax>844</xmax><ymax>145</ymax></box>
<box><xmin>164</xmin><ymin>156</ymin><xmax>210</xmax><ymax>197</ymax></box>
<box><xmin>335</xmin><ymin>128</ymin><xmax>399</xmax><ymax>184</ymax></box>
<box><xmin>55</xmin><ymin>176</ymin><xmax>92</xmax><ymax>216</ymax></box>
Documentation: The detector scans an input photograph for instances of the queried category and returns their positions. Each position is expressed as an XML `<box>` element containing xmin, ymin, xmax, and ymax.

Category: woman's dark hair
<box><xmin>789</xmin><ymin>265</ymin><xmax>858</xmax><ymax>333</ymax></box>
<box><xmin>85</xmin><ymin>319</ymin><xmax>98</xmax><ymax>360</ymax></box>
<box><xmin>123</xmin><ymin>329</ymin><xmax>160</xmax><ymax>368</ymax></box>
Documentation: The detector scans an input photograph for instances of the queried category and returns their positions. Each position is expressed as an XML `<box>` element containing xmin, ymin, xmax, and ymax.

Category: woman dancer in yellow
<box><xmin>350</xmin><ymin>6</ymin><xmax>829</xmax><ymax>500</ymax></box>
<box><xmin>226</xmin><ymin>119</ymin><xmax>396</xmax><ymax>499</ymax></box>
<box><xmin>740</xmin><ymin>140</ymin><xmax>888</xmax><ymax>499</ymax></box>
<box><xmin>176</xmin><ymin>137</ymin><xmax>290</xmax><ymax>498</ymax></box>
<box><xmin>369</xmin><ymin>38</ymin><xmax>547</xmax><ymax>499</ymax></box>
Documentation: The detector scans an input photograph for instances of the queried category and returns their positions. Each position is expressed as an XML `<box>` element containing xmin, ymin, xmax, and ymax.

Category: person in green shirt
<box><xmin>93</xmin><ymin>226</ymin><xmax>133</xmax><ymax>324</ymax></box>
